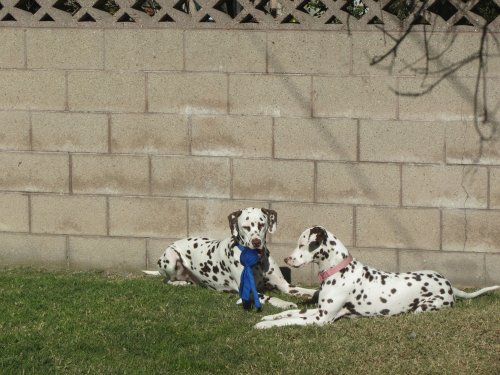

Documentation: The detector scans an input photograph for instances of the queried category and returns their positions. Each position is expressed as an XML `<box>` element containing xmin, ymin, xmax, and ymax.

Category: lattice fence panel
<box><xmin>0</xmin><ymin>0</ymin><xmax>498</xmax><ymax>29</ymax></box>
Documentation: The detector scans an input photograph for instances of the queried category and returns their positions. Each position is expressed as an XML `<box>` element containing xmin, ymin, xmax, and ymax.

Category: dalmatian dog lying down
<box><xmin>144</xmin><ymin>208</ymin><xmax>315</xmax><ymax>309</ymax></box>
<box><xmin>255</xmin><ymin>226</ymin><xmax>499</xmax><ymax>329</ymax></box>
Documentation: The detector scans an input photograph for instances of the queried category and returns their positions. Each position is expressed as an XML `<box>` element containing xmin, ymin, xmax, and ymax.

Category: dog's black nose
<box><xmin>252</xmin><ymin>238</ymin><xmax>262</xmax><ymax>248</ymax></box>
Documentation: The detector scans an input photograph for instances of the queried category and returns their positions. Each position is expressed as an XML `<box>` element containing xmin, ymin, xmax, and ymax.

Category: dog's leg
<box><xmin>255</xmin><ymin>309</ymin><xmax>328</xmax><ymax>329</ymax></box>
<box><xmin>264</xmin><ymin>258</ymin><xmax>316</xmax><ymax>298</ymax></box>
<box><xmin>254</xmin><ymin>299</ymin><xmax>347</xmax><ymax>329</ymax></box>
<box><xmin>260</xmin><ymin>294</ymin><xmax>298</xmax><ymax>309</ymax></box>
<box><xmin>411</xmin><ymin>296</ymin><xmax>454</xmax><ymax>313</ymax></box>
<box><xmin>236</xmin><ymin>294</ymin><xmax>298</xmax><ymax>309</ymax></box>
<box><xmin>260</xmin><ymin>308</ymin><xmax>317</xmax><ymax>321</ymax></box>
<box><xmin>286</xmin><ymin>286</ymin><xmax>317</xmax><ymax>299</ymax></box>
<box><xmin>166</xmin><ymin>280</ymin><xmax>192</xmax><ymax>286</ymax></box>
<box><xmin>142</xmin><ymin>270</ymin><xmax>161</xmax><ymax>276</ymax></box>
<box><xmin>158</xmin><ymin>247</ymin><xmax>195</xmax><ymax>284</ymax></box>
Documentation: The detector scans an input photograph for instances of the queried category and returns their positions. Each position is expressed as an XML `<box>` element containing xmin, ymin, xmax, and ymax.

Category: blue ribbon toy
<box><xmin>238</xmin><ymin>244</ymin><xmax>262</xmax><ymax>311</ymax></box>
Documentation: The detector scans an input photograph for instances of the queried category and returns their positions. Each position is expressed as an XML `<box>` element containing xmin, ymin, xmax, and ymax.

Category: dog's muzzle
<box><xmin>284</xmin><ymin>257</ymin><xmax>295</xmax><ymax>267</ymax></box>
<box><xmin>252</xmin><ymin>238</ymin><xmax>262</xmax><ymax>248</ymax></box>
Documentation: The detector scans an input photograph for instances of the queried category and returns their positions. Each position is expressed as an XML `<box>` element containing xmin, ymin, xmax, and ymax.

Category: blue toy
<box><xmin>238</xmin><ymin>244</ymin><xmax>262</xmax><ymax>311</ymax></box>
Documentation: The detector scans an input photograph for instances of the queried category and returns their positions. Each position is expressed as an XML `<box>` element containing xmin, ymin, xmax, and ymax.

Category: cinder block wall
<box><xmin>0</xmin><ymin>26</ymin><xmax>499</xmax><ymax>287</ymax></box>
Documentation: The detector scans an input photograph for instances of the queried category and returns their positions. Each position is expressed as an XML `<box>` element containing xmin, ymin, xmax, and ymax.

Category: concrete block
<box><xmin>356</xmin><ymin>207</ymin><xmax>440</xmax><ymax>250</ymax></box>
<box><xmin>151</xmin><ymin>156</ymin><xmax>230</xmax><ymax>198</ymax></box>
<box><xmin>398</xmin><ymin>77</ymin><xmax>500</xmax><ymax>121</ymax></box>
<box><xmin>491</xmin><ymin>168</ymin><xmax>500</xmax><ymax>209</ymax></box>
<box><xmin>229</xmin><ymin>74</ymin><xmax>311</xmax><ymax>117</ymax></box>
<box><xmin>445</xmin><ymin>121</ymin><xmax>500</xmax><ymax>165</ymax></box>
<box><xmin>313</xmin><ymin>76</ymin><xmax>397</xmax><ymax>119</ymax></box>
<box><xmin>0</xmin><ymin>193</ymin><xmax>29</xmax><ymax>232</ymax></box>
<box><xmin>442</xmin><ymin>209</ymin><xmax>467</xmax><ymax>252</ymax></box>
<box><xmin>0</xmin><ymin>233</ymin><xmax>67</xmax><ymax>268</ymax></box>
<box><xmin>442</xmin><ymin>209</ymin><xmax>500</xmax><ymax>253</ymax></box>
<box><xmin>485</xmin><ymin>34</ymin><xmax>500</xmax><ymax>77</ymax></box>
<box><xmin>0</xmin><ymin>152</ymin><xmax>69</xmax><ymax>193</ymax></box>
<box><xmin>351</xmin><ymin>31</ymin><xmax>404</xmax><ymax>76</ymax></box>
<box><xmin>109</xmin><ymin>197</ymin><xmax>187</xmax><ymax>238</ymax></box>
<box><xmin>188</xmin><ymin>199</ymin><xmax>268</xmax><ymax>239</ymax></box>
<box><xmin>403</xmin><ymin>165</ymin><xmax>488</xmax><ymax>209</ymax></box>
<box><xmin>274</xmin><ymin>118</ymin><xmax>357</xmax><ymax>161</ymax></box>
<box><xmin>68</xmin><ymin>71</ymin><xmax>145</xmax><ymax>112</ymax></box>
<box><xmin>105</xmin><ymin>29</ymin><xmax>182</xmax><ymax>71</ymax></box>
<box><xmin>232</xmin><ymin>159</ymin><xmax>314</xmax><ymax>202</ymax></box>
<box><xmin>349</xmin><ymin>248</ymin><xmax>399</xmax><ymax>273</ymax></box>
<box><xmin>317</xmin><ymin>162</ymin><xmax>400</xmax><ymax>206</ymax></box>
<box><xmin>0</xmin><ymin>71</ymin><xmax>65</xmax><ymax>111</ymax></box>
<box><xmin>72</xmin><ymin>154</ymin><xmax>149</xmax><ymax>195</ymax></box>
<box><xmin>0</xmin><ymin>28</ymin><xmax>24</xmax><ymax>68</ymax></box>
<box><xmin>360</xmin><ymin>120</ymin><xmax>445</xmax><ymax>163</ymax></box>
<box><xmin>360</xmin><ymin>31</ymin><xmax>500</xmax><ymax>77</ymax></box>
<box><xmin>399</xmin><ymin>250</ymin><xmax>485</xmax><ymax>287</ymax></box>
<box><xmin>32</xmin><ymin>112</ymin><xmax>108</xmax><ymax>153</ymax></box>
<box><xmin>268</xmin><ymin>31</ymin><xmax>350</xmax><ymax>74</ymax></box>
<box><xmin>31</xmin><ymin>195</ymin><xmax>107</xmax><ymax>236</ymax></box>
<box><xmin>148</xmin><ymin>72</ymin><xmax>227</xmax><ymax>114</ymax></box>
<box><xmin>185</xmin><ymin>30</ymin><xmax>266</xmax><ymax>72</ymax></box>
<box><xmin>397</xmin><ymin>32</ymin><xmax>494</xmax><ymax>78</ymax></box>
<box><xmin>485</xmin><ymin>253</ymin><xmax>500</xmax><ymax>285</ymax></box>
<box><xmin>27</xmin><ymin>29</ymin><xmax>103</xmax><ymax>69</ymax></box>
<box><xmin>69</xmin><ymin>236</ymin><xmax>146</xmax><ymax>271</ymax></box>
<box><xmin>270</xmin><ymin>202</ymin><xmax>354</xmax><ymax>246</ymax></box>
<box><xmin>0</xmin><ymin>111</ymin><xmax>30</xmax><ymax>151</ymax></box>
<box><xmin>191</xmin><ymin>115</ymin><xmax>272</xmax><ymax>158</ymax></box>
<box><xmin>111</xmin><ymin>113</ymin><xmax>189</xmax><ymax>155</ymax></box>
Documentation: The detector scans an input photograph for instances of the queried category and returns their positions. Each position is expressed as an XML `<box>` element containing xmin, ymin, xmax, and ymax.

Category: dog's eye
<box><xmin>258</xmin><ymin>223</ymin><xmax>265</xmax><ymax>231</ymax></box>
<box><xmin>243</xmin><ymin>226</ymin><xmax>251</xmax><ymax>231</ymax></box>
<box><xmin>308</xmin><ymin>241</ymin><xmax>320</xmax><ymax>252</ymax></box>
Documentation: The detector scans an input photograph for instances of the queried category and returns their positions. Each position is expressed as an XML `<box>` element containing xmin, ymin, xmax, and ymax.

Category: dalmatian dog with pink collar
<box><xmin>145</xmin><ymin>208</ymin><xmax>315</xmax><ymax>309</ymax></box>
<box><xmin>255</xmin><ymin>226</ymin><xmax>498</xmax><ymax>329</ymax></box>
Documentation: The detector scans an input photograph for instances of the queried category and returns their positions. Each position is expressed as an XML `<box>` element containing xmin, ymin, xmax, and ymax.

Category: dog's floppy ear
<box><xmin>261</xmin><ymin>208</ymin><xmax>278</xmax><ymax>234</ymax></box>
<box><xmin>228</xmin><ymin>209</ymin><xmax>243</xmax><ymax>237</ymax></box>
<box><xmin>309</xmin><ymin>226</ymin><xmax>327</xmax><ymax>245</ymax></box>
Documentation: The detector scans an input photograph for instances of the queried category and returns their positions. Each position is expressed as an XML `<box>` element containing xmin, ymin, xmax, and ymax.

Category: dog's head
<box><xmin>228</xmin><ymin>208</ymin><xmax>277</xmax><ymax>250</ymax></box>
<box><xmin>285</xmin><ymin>226</ymin><xmax>334</xmax><ymax>268</ymax></box>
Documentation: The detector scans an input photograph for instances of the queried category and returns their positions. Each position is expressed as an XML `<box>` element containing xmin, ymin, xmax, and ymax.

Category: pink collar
<box><xmin>318</xmin><ymin>254</ymin><xmax>353</xmax><ymax>284</ymax></box>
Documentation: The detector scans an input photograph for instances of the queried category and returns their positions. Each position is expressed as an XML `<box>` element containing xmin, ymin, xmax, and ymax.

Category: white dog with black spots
<box><xmin>145</xmin><ymin>208</ymin><xmax>315</xmax><ymax>309</ymax></box>
<box><xmin>256</xmin><ymin>226</ymin><xmax>498</xmax><ymax>329</ymax></box>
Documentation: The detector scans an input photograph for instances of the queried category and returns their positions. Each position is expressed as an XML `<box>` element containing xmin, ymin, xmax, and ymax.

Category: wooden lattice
<box><xmin>0</xmin><ymin>0</ymin><xmax>498</xmax><ymax>30</ymax></box>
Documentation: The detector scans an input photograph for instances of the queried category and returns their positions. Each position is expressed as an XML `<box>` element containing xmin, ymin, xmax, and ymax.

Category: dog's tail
<box><xmin>142</xmin><ymin>270</ymin><xmax>162</xmax><ymax>276</ymax></box>
<box><xmin>452</xmin><ymin>285</ymin><xmax>499</xmax><ymax>299</ymax></box>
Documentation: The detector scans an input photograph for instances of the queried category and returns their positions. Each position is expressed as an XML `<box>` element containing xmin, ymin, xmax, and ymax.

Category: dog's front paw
<box><xmin>254</xmin><ymin>321</ymin><xmax>275</xmax><ymax>329</ymax></box>
<box><xmin>260</xmin><ymin>314</ymin><xmax>276</xmax><ymax>321</ymax></box>
<box><xmin>276</xmin><ymin>300</ymin><xmax>297</xmax><ymax>309</ymax></box>
<box><xmin>166</xmin><ymin>280</ymin><xmax>192</xmax><ymax>286</ymax></box>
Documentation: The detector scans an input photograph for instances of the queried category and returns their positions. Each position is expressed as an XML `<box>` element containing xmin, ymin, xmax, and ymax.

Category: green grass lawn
<box><xmin>0</xmin><ymin>269</ymin><xmax>498</xmax><ymax>375</ymax></box>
